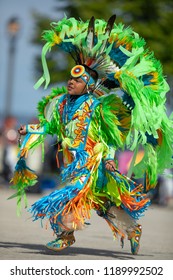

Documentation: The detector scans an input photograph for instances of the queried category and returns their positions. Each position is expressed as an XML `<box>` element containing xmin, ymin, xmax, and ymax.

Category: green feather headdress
<box><xmin>34</xmin><ymin>15</ymin><xmax>173</xmax><ymax>188</ymax></box>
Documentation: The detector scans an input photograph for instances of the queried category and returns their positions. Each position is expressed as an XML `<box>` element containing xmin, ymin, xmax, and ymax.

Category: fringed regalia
<box><xmin>10</xmin><ymin>16</ymin><xmax>173</xmax><ymax>244</ymax></box>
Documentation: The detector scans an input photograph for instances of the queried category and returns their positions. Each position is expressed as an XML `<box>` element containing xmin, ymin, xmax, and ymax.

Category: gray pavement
<box><xmin>0</xmin><ymin>186</ymin><xmax>173</xmax><ymax>260</ymax></box>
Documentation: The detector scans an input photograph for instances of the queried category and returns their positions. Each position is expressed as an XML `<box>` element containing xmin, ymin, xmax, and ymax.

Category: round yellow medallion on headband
<box><xmin>71</xmin><ymin>65</ymin><xmax>85</xmax><ymax>77</ymax></box>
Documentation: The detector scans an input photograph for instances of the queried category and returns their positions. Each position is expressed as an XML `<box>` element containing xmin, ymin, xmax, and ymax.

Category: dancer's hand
<box><xmin>105</xmin><ymin>160</ymin><xmax>116</xmax><ymax>172</ymax></box>
<box><xmin>18</xmin><ymin>125</ymin><xmax>27</xmax><ymax>135</ymax></box>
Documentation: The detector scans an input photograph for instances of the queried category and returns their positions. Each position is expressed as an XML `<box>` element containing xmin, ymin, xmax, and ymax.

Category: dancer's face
<box><xmin>67</xmin><ymin>77</ymin><xmax>87</xmax><ymax>95</ymax></box>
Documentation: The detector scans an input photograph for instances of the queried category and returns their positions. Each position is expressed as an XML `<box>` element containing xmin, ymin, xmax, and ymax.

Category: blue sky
<box><xmin>0</xmin><ymin>0</ymin><xmax>67</xmax><ymax>120</ymax></box>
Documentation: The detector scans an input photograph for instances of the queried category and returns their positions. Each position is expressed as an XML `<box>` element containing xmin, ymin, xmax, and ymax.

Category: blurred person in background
<box><xmin>158</xmin><ymin>170</ymin><xmax>173</xmax><ymax>207</ymax></box>
<box><xmin>0</xmin><ymin>131</ymin><xmax>5</xmax><ymax>182</ymax></box>
<box><xmin>0</xmin><ymin>116</ymin><xmax>18</xmax><ymax>182</ymax></box>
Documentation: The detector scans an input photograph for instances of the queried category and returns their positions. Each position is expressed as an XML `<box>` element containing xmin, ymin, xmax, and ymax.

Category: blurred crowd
<box><xmin>0</xmin><ymin>115</ymin><xmax>173</xmax><ymax>207</ymax></box>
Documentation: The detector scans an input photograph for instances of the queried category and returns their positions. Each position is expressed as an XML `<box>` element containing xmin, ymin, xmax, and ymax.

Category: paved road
<box><xmin>0</xmin><ymin>186</ymin><xmax>173</xmax><ymax>260</ymax></box>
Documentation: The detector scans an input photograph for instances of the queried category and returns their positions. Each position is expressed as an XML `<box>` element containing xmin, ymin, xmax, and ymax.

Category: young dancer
<box><xmin>11</xmin><ymin>16</ymin><xmax>173</xmax><ymax>255</ymax></box>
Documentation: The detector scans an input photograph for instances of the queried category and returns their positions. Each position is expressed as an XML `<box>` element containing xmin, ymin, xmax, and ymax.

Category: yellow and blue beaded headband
<box><xmin>71</xmin><ymin>65</ymin><xmax>96</xmax><ymax>88</ymax></box>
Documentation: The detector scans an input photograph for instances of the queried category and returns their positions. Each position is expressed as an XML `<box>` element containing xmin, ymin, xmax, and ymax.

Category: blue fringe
<box><xmin>14</xmin><ymin>157</ymin><xmax>35</xmax><ymax>172</ymax></box>
<box><xmin>29</xmin><ymin>184</ymin><xmax>81</xmax><ymax>221</ymax></box>
<box><xmin>109</xmin><ymin>44</ymin><xmax>128</xmax><ymax>67</ymax></box>
<box><xmin>121</xmin><ymin>200</ymin><xmax>151</xmax><ymax>220</ymax></box>
<box><xmin>29</xmin><ymin>170</ymin><xmax>91</xmax><ymax>221</ymax></box>
<box><xmin>61</xmin><ymin>150</ymin><xmax>89</xmax><ymax>181</ymax></box>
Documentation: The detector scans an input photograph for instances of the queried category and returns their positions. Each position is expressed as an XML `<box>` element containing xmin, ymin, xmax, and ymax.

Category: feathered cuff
<box><xmin>26</xmin><ymin>124</ymin><xmax>48</xmax><ymax>134</ymax></box>
<box><xmin>104</xmin><ymin>146</ymin><xmax>115</xmax><ymax>161</ymax></box>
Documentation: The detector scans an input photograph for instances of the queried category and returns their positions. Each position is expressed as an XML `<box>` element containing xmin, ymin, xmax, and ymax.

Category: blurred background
<box><xmin>0</xmin><ymin>0</ymin><xmax>173</xmax><ymax>205</ymax></box>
